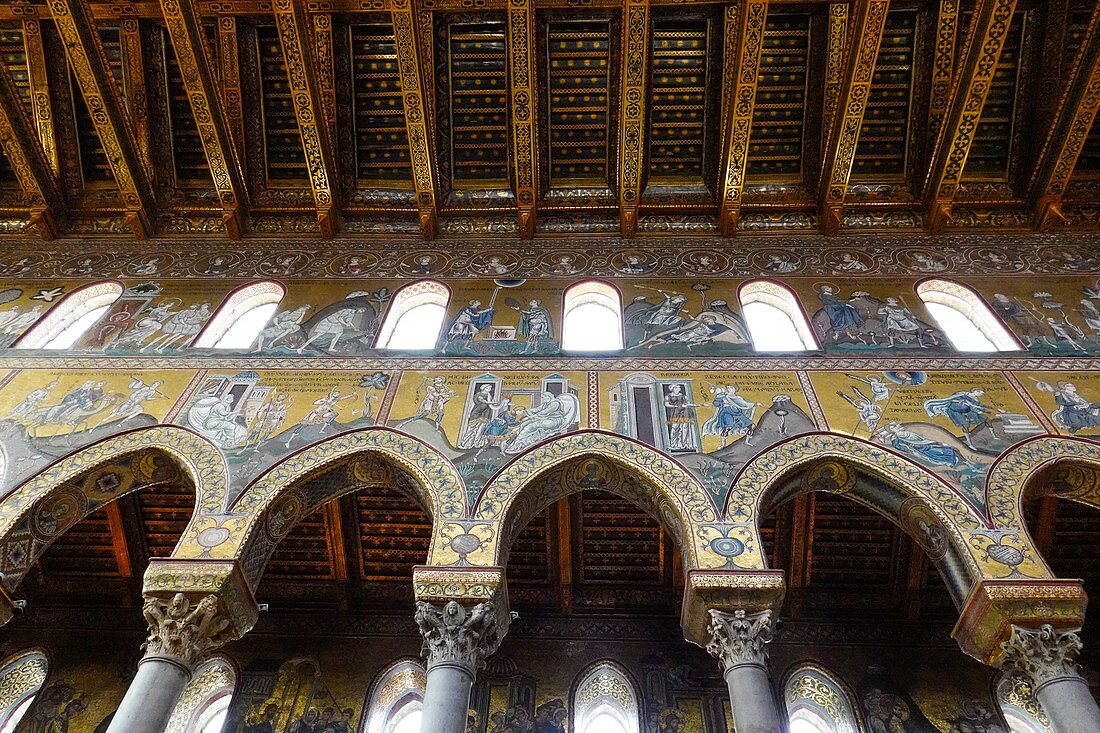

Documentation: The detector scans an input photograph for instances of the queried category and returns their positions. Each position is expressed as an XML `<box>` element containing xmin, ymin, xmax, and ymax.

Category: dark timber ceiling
<box><xmin>0</xmin><ymin>0</ymin><xmax>1097</xmax><ymax>239</ymax></box>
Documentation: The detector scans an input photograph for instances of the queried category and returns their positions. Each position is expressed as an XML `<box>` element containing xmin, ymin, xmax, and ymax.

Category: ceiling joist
<box><xmin>161</xmin><ymin>0</ymin><xmax>249</xmax><ymax>238</ymax></box>
<box><xmin>391</xmin><ymin>0</ymin><xmax>439</xmax><ymax>240</ymax></box>
<box><xmin>0</xmin><ymin>54</ymin><xmax>62</xmax><ymax>239</ymax></box>
<box><xmin>1030</xmin><ymin>4</ymin><xmax>1100</xmax><ymax>230</ymax></box>
<box><xmin>273</xmin><ymin>0</ymin><xmax>340</xmax><ymax>237</ymax></box>
<box><xmin>718</xmin><ymin>0</ymin><xmax>768</xmax><ymax>236</ymax></box>
<box><xmin>507</xmin><ymin>0</ymin><xmax>538</xmax><ymax>238</ymax></box>
<box><xmin>923</xmin><ymin>0</ymin><xmax>1020</xmax><ymax>233</ymax></box>
<box><xmin>819</xmin><ymin>0</ymin><xmax>890</xmax><ymax>236</ymax></box>
<box><xmin>617</xmin><ymin>0</ymin><xmax>649</xmax><ymax>237</ymax></box>
<box><xmin>48</xmin><ymin>0</ymin><xmax>158</xmax><ymax>238</ymax></box>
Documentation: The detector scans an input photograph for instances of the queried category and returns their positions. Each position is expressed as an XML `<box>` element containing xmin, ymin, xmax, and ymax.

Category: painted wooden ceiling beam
<box><xmin>273</xmin><ymin>0</ymin><xmax>340</xmax><ymax>238</ymax></box>
<box><xmin>717</xmin><ymin>0</ymin><xmax>769</xmax><ymax>236</ymax></box>
<box><xmin>617</xmin><ymin>0</ymin><xmax>650</xmax><ymax>237</ymax></box>
<box><xmin>161</xmin><ymin>0</ymin><xmax>249</xmax><ymax>239</ymax></box>
<box><xmin>48</xmin><ymin>0</ymin><xmax>159</xmax><ymax>239</ymax></box>
<box><xmin>0</xmin><ymin>54</ymin><xmax>63</xmax><ymax>239</ymax></box>
<box><xmin>507</xmin><ymin>0</ymin><xmax>538</xmax><ymax>239</ymax></box>
<box><xmin>922</xmin><ymin>0</ymin><xmax>1019</xmax><ymax>234</ymax></box>
<box><xmin>22</xmin><ymin>20</ymin><xmax>59</xmax><ymax>176</ymax></box>
<box><xmin>927</xmin><ymin>0</ymin><xmax>960</xmax><ymax>138</ymax></box>
<box><xmin>1029</xmin><ymin>5</ymin><xmax>1100</xmax><ymax>230</ymax></box>
<box><xmin>391</xmin><ymin>0</ymin><xmax>439</xmax><ymax>240</ymax></box>
<box><xmin>818</xmin><ymin>0</ymin><xmax>890</xmax><ymax>236</ymax></box>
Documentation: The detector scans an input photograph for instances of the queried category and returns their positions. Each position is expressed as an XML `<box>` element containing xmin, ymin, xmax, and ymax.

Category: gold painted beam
<box><xmin>617</xmin><ymin>0</ymin><xmax>650</xmax><ymax>237</ymax></box>
<box><xmin>48</xmin><ymin>0</ymin><xmax>158</xmax><ymax>238</ymax></box>
<box><xmin>313</xmin><ymin>14</ymin><xmax>338</xmax><ymax>151</ymax></box>
<box><xmin>922</xmin><ymin>0</ymin><xmax>1019</xmax><ymax>233</ymax></box>
<box><xmin>391</xmin><ymin>0</ymin><xmax>438</xmax><ymax>239</ymax></box>
<box><xmin>0</xmin><ymin>55</ymin><xmax>63</xmax><ymax>239</ymax></box>
<box><xmin>927</xmin><ymin>0</ymin><xmax>959</xmax><ymax>136</ymax></box>
<box><xmin>507</xmin><ymin>0</ymin><xmax>538</xmax><ymax>238</ymax></box>
<box><xmin>821</xmin><ymin>2</ymin><xmax>848</xmax><ymax>146</ymax></box>
<box><xmin>818</xmin><ymin>0</ymin><xmax>890</xmax><ymax>236</ymax></box>
<box><xmin>161</xmin><ymin>0</ymin><xmax>248</xmax><ymax>238</ymax></box>
<box><xmin>273</xmin><ymin>0</ymin><xmax>340</xmax><ymax>237</ymax></box>
<box><xmin>120</xmin><ymin>19</ymin><xmax>153</xmax><ymax>173</ymax></box>
<box><xmin>1030</xmin><ymin>5</ymin><xmax>1100</xmax><ymax>230</ymax></box>
<box><xmin>22</xmin><ymin>20</ymin><xmax>59</xmax><ymax>175</ymax></box>
<box><xmin>717</xmin><ymin>0</ymin><xmax>768</xmax><ymax>236</ymax></box>
<box><xmin>217</xmin><ymin>16</ymin><xmax>245</xmax><ymax>154</ymax></box>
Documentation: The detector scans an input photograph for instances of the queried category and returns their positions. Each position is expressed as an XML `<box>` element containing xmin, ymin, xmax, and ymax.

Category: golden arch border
<box><xmin>728</xmin><ymin>433</ymin><xmax>1053</xmax><ymax>584</ymax></box>
<box><xmin>987</xmin><ymin>436</ymin><xmax>1100</xmax><ymax>529</ymax></box>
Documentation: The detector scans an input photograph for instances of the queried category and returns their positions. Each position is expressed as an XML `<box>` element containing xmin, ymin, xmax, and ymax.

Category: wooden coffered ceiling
<box><xmin>0</xmin><ymin>0</ymin><xmax>1097</xmax><ymax>239</ymax></box>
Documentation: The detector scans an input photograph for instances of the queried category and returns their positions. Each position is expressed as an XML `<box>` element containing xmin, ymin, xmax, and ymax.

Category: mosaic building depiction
<box><xmin>0</xmin><ymin>1</ymin><xmax>1098</xmax><ymax>733</ymax></box>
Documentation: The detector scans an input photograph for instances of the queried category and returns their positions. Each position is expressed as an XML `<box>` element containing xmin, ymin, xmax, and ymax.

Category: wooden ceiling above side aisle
<box><xmin>0</xmin><ymin>0</ymin><xmax>1096</xmax><ymax>239</ymax></box>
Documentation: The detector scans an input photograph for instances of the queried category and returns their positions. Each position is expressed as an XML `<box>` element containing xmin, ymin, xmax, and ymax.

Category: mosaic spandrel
<box><xmin>1017</xmin><ymin>371</ymin><xmax>1100</xmax><ymax>438</ymax></box>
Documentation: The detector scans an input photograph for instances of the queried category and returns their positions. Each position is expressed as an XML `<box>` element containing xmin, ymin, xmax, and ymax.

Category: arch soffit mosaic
<box><xmin>458</xmin><ymin>431</ymin><xmax>718</xmax><ymax>570</ymax></box>
<box><xmin>987</xmin><ymin>436</ymin><xmax>1100</xmax><ymax>526</ymax></box>
<box><xmin>728</xmin><ymin>433</ymin><xmax>1054</xmax><ymax>584</ymax></box>
<box><xmin>171</xmin><ymin>427</ymin><xmax>464</xmax><ymax>568</ymax></box>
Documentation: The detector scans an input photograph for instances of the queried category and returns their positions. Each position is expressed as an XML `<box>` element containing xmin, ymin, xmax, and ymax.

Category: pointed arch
<box><xmin>986</xmin><ymin>436</ymin><xmax>1100</xmax><ymax>536</ymax></box>
<box><xmin>192</xmin><ymin>281</ymin><xmax>286</xmax><ymax>349</ymax></box>
<box><xmin>916</xmin><ymin>279</ymin><xmax>1021</xmax><ymax>352</ymax></box>
<box><xmin>468</xmin><ymin>430</ymin><xmax>717</xmax><ymax>570</ymax></box>
<box><xmin>375</xmin><ymin>281</ymin><xmax>450</xmax><ymax>349</ymax></box>
<box><xmin>165</xmin><ymin>656</ymin><xmax>237</xmax><ymax>733</ymax></box>
<box><xmin>363</xmin><ymin>658</ymin><xmax>426</xmax><ymax>733</ymax></box>
<box><xmin>782</xmin><ymin>662</ymin><xmax>862</xmax><ymax>733</ymax></box>
<box><xmin>730</xmin><ymin>433</ymin><xmax>1055</xmax><ymax>601</ymax></box>
<box><xmin>0</xmin><ymin>649</ymin><xmax>48</xmax><ymax>733</ymax></box>
<box><xmin>171</xmin><ymin>427</ymin><xmax>465</xmax><ymax>587</ymax></box>
<box><xmin>0</xmin><ymin>426</ymin><xmax>227</xmax><ymax>601</ymax></box>
<box><xmin>13</xmin><ymin>281</ymin><xmax>124</xmax><ymax>350</ymax></box>
<box><xmin>738</xmin><ymin>280</ymin><xmax>818</xmax><ymax>352</ymax></box>
<box><xmin>570</xmin><ymin>661</ymin><xmax>641</xmax><ymax>733</ymax></box>
<box><xmin>562</xmin><ymin>281</ymin><xmax>623</xmax><ymax>351</ymax></box>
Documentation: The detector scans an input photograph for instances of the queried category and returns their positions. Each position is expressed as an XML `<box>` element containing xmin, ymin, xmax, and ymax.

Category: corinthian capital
<box><xmin>706</xmin><ymin>609</ymin><xmax>775</xmax><ymax>672</ymax></box>
<box><xmin>141</xmin><ymin>593</ymin><xmax>236</xmax><ymax>671</ymax></box>
<box><xmin>999</xmin><ymin>624</ymin><xmax>1085</xmax><ymax>690</ymax></box>
<box><xmin>415</xmin><ymin>600</ymin><xmax>502</xmax><ymax>675</ymax></box>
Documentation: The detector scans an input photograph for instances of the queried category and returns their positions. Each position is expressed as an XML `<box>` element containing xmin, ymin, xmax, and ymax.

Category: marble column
<box><xmin>416</xmin><ymin>600</ymin><xmax>502</xmax><ymax>733</ymax></box>
<box><xmin>706</xmin><ymin>609</ymin><xmax>784</xmax><ymax>733</ymax></box>
<box><xmin>1000</xmin><ymin>624</ymin><xmax>1100</xmax><ymax>733</ymax></box>
<box><xmin>107</xmin><ymin>594</ymin><xmax>235</xmax><ymax>733</ymax></box>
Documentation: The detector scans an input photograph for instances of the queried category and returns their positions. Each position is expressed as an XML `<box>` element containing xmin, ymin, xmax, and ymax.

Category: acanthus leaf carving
<box><xmin>141</xmin><ymin>593</ymin><xmax>236</xmax><ymax>671</ymax></box>
<box><xmin>999</xmin><ymin>623</ymin><xmax>1086</xmax><ymax>690</ymax></box>
<box><xmin>706</xmin><ymin>608</ymin><xmax>774</xmax><ymax>671</ymax></box>
<box><xmin>415</xmin><ymin>600</ymin><xmax>502</xmax><ymax>675</ymax></box>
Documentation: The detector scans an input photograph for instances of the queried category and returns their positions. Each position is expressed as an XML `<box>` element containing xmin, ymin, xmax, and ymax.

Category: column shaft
<box><xmin>1036</xmin><ymin>676</ymin><xmax>1100</xmax><ymax>733</ymax></box>
<box><xmin>105</xmin><ymin>658</ymin><xmax>190</xmax><ymax>733</ymax></box>
<box><xmin>421</xmin><ymin>662</ymin><xmax>475</xmax><ymax>733</ymax></box>
<box><xmin>723</xmin><ymin>662</ymin><xmax>784</xmax><ymax>733</ymax></box>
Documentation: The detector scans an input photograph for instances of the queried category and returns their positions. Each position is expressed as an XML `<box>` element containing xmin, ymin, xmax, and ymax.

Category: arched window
<box><xmin>165</xmin><ymin>657</ymin><xmax>236</xmax><ymax>733</ymax></box>
<box><xmin>364</xmin><ymin>659</ymin><xmax>426</xmax><ymax>733</ymax></box>
<box><xmin>562</xmin><ymin>281</ymin><xmax>623</xmax><ymax>351</ymax></box>
<box><xmin>193</xmin><ymin>281</ymin><xmax>285</xmax><ymax>350</ymax></box>
<box><xmin>376</xmin><ymin>281</ymin><xmax>450</xmax><ymax>350</ymax></box>
<box><xmin>739</xmin><ymin>281</ymin><xmax>817</xmax><ymax>352</ymax></box>
<box><xmin>572</xmin><ymin>662</ymin><xmax>639</xmax><ymax>733</ymax></box>
<box><xmin>996</xmin><ymin>674</ymin><xmax>1050</xmax><ymax>733</ymax></box>
<box><xmin>14</xmin><ymin>282</ymin><xmax>123</xmax><ymax>350</ymax></box>
<box><xmin>916</xmin><ymin>280</ymin><xmax>1020</xmax><ymax>352</ymax></box>
<box><xmin>783</xmin><ymin>664</ymin><xmax>859</xmax><ymax>733</ymax></box>
<box><xmin>0</xmin><ymin>650</ymin><xmax>48</xmax><ymax>733</ymax></box>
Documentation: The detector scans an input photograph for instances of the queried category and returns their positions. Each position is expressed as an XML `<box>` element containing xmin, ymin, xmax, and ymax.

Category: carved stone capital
<box><xmin>415</xmin><ymin>600</ymin><xmax>502</xmax><ymax>676</ymax></box>
<box><xmin>706</xmin><ymin>608</ymin><xmax>775</xmax><ymax>672</ymax></box>
<box><xmin>999</xmin><ymin>624</ymin><xmax>1086</xmax><ymax>691</ymax></box>
<box><xmin>141</xmin><ymin>593</ymin><xmax>237</xmax><ymax>672</ymax></box>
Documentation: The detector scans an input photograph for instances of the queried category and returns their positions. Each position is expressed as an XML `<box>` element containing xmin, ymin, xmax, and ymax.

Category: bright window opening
<box><xmin>166</xmin><ymin>657</ymin><xmax>235</xmax><ymax>733</ymax></box>
<box><xmin>377</xmin><ymin>281</ymin><xmax>450</xmax><ymax>350</ymax></box>
<box><xmin>917</xmin><ymin>280</ymin><xmax>1019</xmax><ymax>352</ymax></box>
<box><xmin>585</xmin><ymin>711</ymin><xmax>628</xmax><ymax>733</ymax></box>
<box><xmin>572</xmin><ymin>662</ymin><xmax>639</xmax><ymax>733</ymax></box>
<box><xmin>386</xmin><ymin>704</ymin><xmax>422</xmax><ymax>733</ymax></box>
<box><xmin>789</xmin><ymin>709</ymin><xmax>835</xmax><ymax>733</ymax></box>
<box><xmin>0</xmin><ymin>696</ymin><xmax>36</xmax><ymax>733</ymax></box>
<box><xmin>784</xmin><ymin>666</ymin><xmax>857</xmax><ymax>733</ymax></box>
<box><xmin>739</xmin><ymin>281</ymin><xmax>817</xmax><ymax>352</ymax></box>
<box><xmin>563</xmin><ymin>282</ymin><xmax>623</xmax><ymax>351</ymax></box>
<box><xmin>15</xmin><ymin>281</ymin><xmax>123</xmax><ymax>350</ymax></box>
<box><xmin>193</xmin><ymin>281</ymin><xmax>285</xmax><ymax>350</ymax></box>
<box><xmin>365</xmin><ymin>660</ymin><xmax>427</xmax><ymax>733</ymax></box>
<box><xmin>196</xmin><ymin>697</ymin><xmax>230</xmax><ymax>733</ymax></box>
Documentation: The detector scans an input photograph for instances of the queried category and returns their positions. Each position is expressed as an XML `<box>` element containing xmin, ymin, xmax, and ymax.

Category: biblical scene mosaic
<box><xmin>619</xmin><ymin>280</ymin><xmax>751</xmax><ymax>356</ymax></box>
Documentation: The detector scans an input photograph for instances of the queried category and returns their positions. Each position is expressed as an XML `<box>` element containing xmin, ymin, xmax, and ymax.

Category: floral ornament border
<box><xmin>987</xmin><ymin>436</ymin><xmax>1100</xmax><ymax>532</ymax></box>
